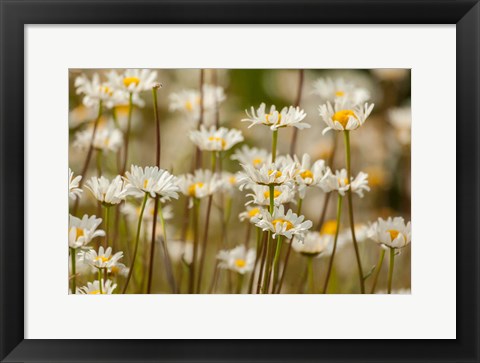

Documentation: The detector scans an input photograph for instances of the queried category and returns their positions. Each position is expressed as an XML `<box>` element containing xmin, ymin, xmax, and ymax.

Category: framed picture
<box><xmin>1</xmin><ymin>0</ymin><xmax>477</xmax><ymax>362</ymax></box>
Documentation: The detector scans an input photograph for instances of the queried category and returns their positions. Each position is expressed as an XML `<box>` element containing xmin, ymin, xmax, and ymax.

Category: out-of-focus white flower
<box><xmin>237</xmin><ymin>161</ymin><xmax>296</xmax><ymax>189</ymax></box>
<box><xmin>177</xmin><ymin>169</ymin><xmax>221</xmax><ymax>204</ymax></box>
<box><xmin>319</xmin><ymin>99</ymin><xmax>374</xmax><ymax>134</ymax></box>
<box><xmin>122</xmin><ymin>165</ymin><xmax>180</xmax><ymax>200</ymax></box>
<box><xmin>69</xmin><ymin>214</ymin><xmax>105</xmax><ymax>249</ymax></box>
<box><xmin>80</xmin><ymin>246</ymin><xmax>124</xmax><ymax>269</ymax></box>
<box><xmin>239</xmin><ymin>206</ymin><xmax>265</xmax><ymax>223</ymax></box>
<box><xmin>312</xmin><ymin>77</ymin><xmax>370</xmax><ymax>105</ymax></box>
<box><xmin>69</xmin><ymin>168</ymin><xmax>83</xmax><ymax>201</ymax></box>
<box><xmin>167</xmin><ymin>240</ymin><xmax>194</xmax><ymax>265</ymax></box>
<box><xmin>121</xmin><ymin>200</ymin><xmax>174</xmax><ymax>223</ymax></box>
<box><xmin>242</xmin><ymin>103</ymin><xmax>310</xmax><ymax>130</ymax></box>
<box><xmin>217</xmin><ymin>245</ymin><xmax>256</xmax><ymax>274</ymax></box>
<box><xmin>107</xmin><ymin>69</ymin><xmax>158</xmax><ymax>94</ymax></box>
<box><xmin>253</xmin><ymin>205</ymin><xmax>312</xmax><ymax>241</ymax></box>
<box><xmin>231</xmin><ymin>145</ymin><xmax>271</xmax><ymax>169</ymax></box>
<box><xmin>246</xmin><ymin>184</ymin><xmax>296</xmax><ymax>207</ymax></box>
<box><xmin>76</xmin><ymin>280</ymin><xmax>117</xmax><ymax>295</ymax></box>
<box><xmin>69</xmin><ymin>105</ymin><xmax>98</xmax><ymax>129</ymax></box>
<box><xmin>73</xmin><ymin>125</ymin><xmax>123</xmax><ymax>153</ymax></box>
<box><xmin>218</xmin><ymin>172</ymin><xmax>240</xmax><ymax>195</ymax></box>
<box><xmin>85</xmin><ymin>175</ymin><xmax>126</xmax><ymax>206</ymax></box>
<box><xmin>169</xmin><ymin>85</ymin><xmax>226</xmax><ymax>122</ymax></box>
<box><xmin>75</xmin><ymin>73</ymin><xmax>115</xmax><ymax>108</ymax></box>
<box><xmin>388</xmin><ymin>106</ymin><xmax>411</xmax><ymax>145</ymax></box>
<box><xmin>290</xmin><ymin>154</ymin><xmax>328</xmax><ymax>198</ymax></box>
<box><xmin>320</xmin><ymin>169</ymin><xmax>370</xmax><ymax>197</ymax></box>
<box><xmin>189</xmin><ymin>125</ymin><xmax>243</xmax><ymax>152</ymax></box>
<box><xmin>340</xmin><ymin>223</ymin><xmax>370</xmax><ymax>243</ymax></box>
<box><xmin>292</xmin><ymin>232</ymin><xmax>332</xmax><ymax>257</ymax></box>
<box><xmin>368</xmin><ymin>217</ymin><xmax>411</xmax><ymax>250</ymax></box>
<box><xmin>376</xmin><ymin>288</ymin><xmax>411</xmax><ymax>295</ymax></box>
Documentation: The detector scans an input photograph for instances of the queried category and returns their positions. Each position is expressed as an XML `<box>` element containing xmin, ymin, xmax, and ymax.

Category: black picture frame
<box><xmin>1</xmin><ymin>0</ymin><xmax>478</xmax><ymax>362</ymax></box>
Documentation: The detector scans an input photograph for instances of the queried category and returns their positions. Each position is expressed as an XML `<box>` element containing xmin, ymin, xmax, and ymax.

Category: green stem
<box><xmin>122</xmin><ymin>192</ymin><xmax>148</xmax><ymax>293</ymax></box>
<box><xmin>271</xmin><ymin>235</ymin><xmax>283</xmax><ymax>293</ymax></box>
<box><xmin>70</xmin><ymin>247</ymin><xmax>76</xmax><ymax>294</ymax></box>
<box><xmin>343</xmin><ymin>130</ymin><xmax>365</xmax><ymax>294</ymax></box>
<box><xmin>96</xmin><ymin>149</ymin><xmax>103</xmax><ymax>176</ymax></box>
<box><xmin>104</xmin><ymin>206</ymin><xmax>110</xmax><ymax>248</ymax></box>
<box><xmin>370</xmin><ymin>249</ymin><xmax>386</xmax><ymax>294</ymax></box>
<box><xmin>322</xmin><ymin>194</ymin><xmax>343</xmax><ymax>294</ymax></box>
<box><xmin>121</xmin><ymin>92</ymin><xmax>133</xmax><ymax>175</ymax></box>
<box><xmin>98</xmin><ymin>268</ymin><xmax>103</xmax><ymax>294</ymax></box>
<box><xmin>271</xmin><ymin>130</ymin><xmax>278</xmax><ymax>163</ymax></box>
<box><xmin>307</xmin><ymin>257</ymin><xmax>314</xmax><ymax>294</ymax></box>
<box><xmin>387</xmin><ymin>248</ymin><xmax>395</xmax><ymax>294</ymax></box>
<box><xmin>158</xmin><ymin>202</ymin><xmax>177</xmax><ymax>293</ymax></box>
<box><xmin>189</xmin><ymin>198</ymin><xmax>200</xmax><ymax>293</ymax></box>
<box><xmin>236</xmin><ymin>273</ymin><xmax>244</xmax><ymax>294</ymax></box>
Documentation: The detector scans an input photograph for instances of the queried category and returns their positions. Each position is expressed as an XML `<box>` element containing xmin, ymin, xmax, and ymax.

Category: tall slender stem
<box><xmin>103</xmin><ymin>206</ymin><xmax>110</xmax><ymax>248</ymax></box>
<box><xmin>189</xmin><ymin>198</ymin><xmax>200</xmax><ymax>293</ymax></box>
<box><xmin>289</xmin><ymin>69</ymin><xmax>305</xmax><ymax>155</ymax></box>
<box><xmin>248</xmin><ymin>227</ymin><xmax>262</xmax><ymax>294</ymax></box>
<box><xmin>343</xmin><ymin>130</ymin><xmax>365</xmax><ymax>293</ymax></box>
<box><xmin>322</xmin><ymin>194</ymin><xmax>343</xmax><ymax>294</ymax></box>
<box><xmin>121</xmin><ymin>92</ymin><xmax>133</xmax><ymax>175</ymax></box>
<box><xmin>307</xmin><ymin>257</ymin><xmax>314</xmax><ymax>294</ymax></box>
<box><xmin>195</xmin><ymin>70</ymin><xmax>205</xmax><ymax>169</ymax></box>
<box><xmin>146</xmin><ymin>197</ymin><xmax>159</xmax><ymax>294</ymax></box>
<box><xmin>261</xmin><ymin>184</ymin><xmax>275</xmax><ymax>293</ymax></box>
<box><xmin>70</xmin><ymin>247</ymin><xmax>76</xmax><ymax>294</ymax></box>
<box><xmin>98</xmin><ymin>268</ymin><xmax>103</xmax><ymax>294</ymax></box>
<box><xmin>271</xmin><ymin>235</ymin><xmax>283</xmax><ymax>293</ymax></box>
<box><xmin>387</xmin><ymin>248</ymin><xmax>395</xmax><ymax>294</ymax></box>
<box><xmin>236</xmin><ymin>273</ymin><xmax>244</xmax><ymax>294</ymax></box>
<box><xmin>122</xmin><ymin>192</ymin><xmax>148</xmax><ymax>294</ymax></box>
<box><xmin>370</xmin><ymin>249</ymin><xmax>386</xmax><ymax>294</ymax></box>
<box><xmin>256</xmin><ymin>232</ymin><xmax>268</xmax><ymax>294</ymax></box>
<box><xmin>158</xmin><ymin>202</ymin><xmax>176</xmax><ymax>293</ymax></box>
<box><xmin>271</xmin><ymin>130</ymin><xmax>278</xmax><ymax>163</ymax></box>
<box><xmin>96</xmin><ymin>150</ymin><xmax>103</xmax><ymax>176</ymax></box>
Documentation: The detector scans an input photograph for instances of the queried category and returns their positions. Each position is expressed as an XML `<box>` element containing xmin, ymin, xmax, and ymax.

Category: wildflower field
<box><xmin>68</xmin><ymin>68</ymin><xmax>411</xmax><ymax>294</ymax></box>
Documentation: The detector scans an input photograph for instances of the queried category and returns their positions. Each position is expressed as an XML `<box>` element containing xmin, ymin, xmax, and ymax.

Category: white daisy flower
<box><xmin>177</xmin><ymin>169</ymin><xmax>221</xmax><ymax>202</ymax></box>
<box><xmin>80</xmin><ymin>246</ymin><xmax>124</xmax><ymax>269</ymax></box>
<box><xmin>107</xmin><ymin>263</ymin><xmax>129</xmax><ymax>278</ymax></box>
<box><xmin>122</xmin><ymin>165</ymin><xmax>180</xmax><ymax>200</ymax></box>
<box><xmin>292</xmin><ymin>232</ymin><xmax>332</xmax><ymax>257</ymax></box>
<box><xmin>239</xmin><ymin>206</ymin><xmax>265</xmax><ymax>223</ymax></box>
<box><xmin>319</xmin><ymin>99</ymin><xmax>374</xmax><ymax>134</ymax></box>
<box><xmin>189</xmin><ymin>125</ymin><xmax>244</xmax><ymax>152</ymax></box>
<box><xmin>242</xmin><ymin>103</ymin><xmax>310</xmax><ymax>130</ymax></box>
<box><xmin>69</xmin><ymin>168</ymin><xmax>83</xmax><ymax>201</ymax></box>
<box><xmin>218</xmin><ymin>172</ymin><xmax>240</xmax><ymax>195</ymax></box>
<box><xmin>169</xmin><ymin>85</ymin><xmax>226</xmax><ymax>121</ymax></box>
<box><xmin>167</xmin><ymin>240</ymin><xmax>194</xmax><ymax>265</ymax></box>
<box><xmin>253</xmin><ymin>205</ymin><xmax>312</xmax><ymax>241</ymax></box>
<box><xmin>237</xmin><ymin>161</ymin><xmax>296</xmax><ymax>189</ymax></box>
<box><xmin>73</xmin><ymin>125</ymin><xmax>123</xmax><ymax>153</ymax></box>
<box><xmin>74</xmin><ymin>73</ymin><xmax>115</xmax><ymax>108</ymax></box>
<box><xmin>312</xmin><ymin>77</ymin><xmax>370</xmax><ymax>105</ymax></box>
<box><xmin>368</xmin><ymin>217</ymin><xmax>411</xmax><ymax>249</ymax></box>
<box><xmin>107</xmin><ymin>69</ymin><xmax>158</xmax><ymax>94</ymax></box>
<box><xmin>246</xmin><ymin>185</ymin><xmax>296</xmax><ymax>207</ymax></box>
<box><xmin>320</xmin><ymin>169</ymin><xmax>370</xmax><ymax>197</ymax></box>
<box><xmin>121</xmin><ymin>200</ymin><xmax>174</xmax><ymax>223</ymax></box>
<box><xmin>69</xmin><ymin>105</ymin><xmax>98</xmax><ymax>129</ymax></box>
<box><xmin>76</xmin><ymin>280</ymin><xmax>117</xmax><ymax>295</ymax></box>
<box><xmin>217</xmin><ymin>245</ymin><xmax>256</xmax><ymax>274</ymax></box>
<box><xmin>341</xmin><ymin>223</ymin><xmax>370</xmax><ymax>244</ymax></box>
<box><xmin>85</xmin><ymin>175</ymin><xmax>126</xmax><ymax>206</ymax></box>
<box><xmin>69</xmin><ymin>214</ymin><xmax>105</xmax><ymax>249</ymax></box>
<box><xmin>230</xmin><ymin>145</ymin><xmax>271</xmax><ymax>169</ymax></box>
<box><xmin>290</xmin><ymin>154</ymin><xmax>328</xmax><ymax>198</ymax></box>
<box><xmin>388</xmin><ymin>106</ymin><xmax>411</xmax><ymax>145</ymax></box>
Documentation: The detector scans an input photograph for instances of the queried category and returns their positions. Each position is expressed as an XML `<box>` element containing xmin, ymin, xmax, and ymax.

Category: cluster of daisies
<box><xmin>69</xmin><ymin>69</ymin><xmax>411</xmax><ymax>294</ymax></box>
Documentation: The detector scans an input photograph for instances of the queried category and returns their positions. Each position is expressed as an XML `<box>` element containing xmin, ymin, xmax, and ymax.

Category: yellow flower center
<box><xmin>272</xmin><ymin>219</ymin><xmax>293</xmax><ymax>230</ymax></box>
<box><xmin>332</xmin><ymin>109</ymin><xmax>357</xmax><ymax>128</ymax></box>
<box><xmin>229</xmin><ymin>176</ymin><xmax>236</xmax><ymax>185</ymax></box>
<box><xmin>268</xmin><ymin>170</ymin><xmax>282</xmax><ymax>178</ymax></box>
<box><xmin>235</xmin><ymin>259</ymin><xmax>246</xmax><ymax>268</ymax></box>
<box><xmin>188</xmin><ymin>182</ymin><xmax>204</xmax><ymax>197</ymax></box>
<box><xmin>101</xmin><ymin>86</ymin><xmax>113</xmax><ymax>96</ymax></box>
<box><xmin>248</xmin><ymin>208</ymin><xmax>260</xmax><ymax>218</ymax></box>
<box><xmin>123</xmin><ymin>77</ymin><xmax>140</xmax><ymax>87</ymax></box>
<box><xmin>321</xmin><ymin>220</ymin><xmax>338</xmax><ymax>235</ymax></box>
<box><xmin>265</xmin><ymin>113</ymin><xmax>281</xmax><ymax>125</ymax></box>
<box><xmin>253</xmin><ymin>158</ymin><xmax>263</xmax><ymax>167</ymax></box>
<box><xmin>300</xmin><ymin>170</ymin><xmax>313</xmax><ymax>180</ymax></box>
<box><xmin>335</xmin><ymin>90</ymin><xmax>345</xmax><ymax>97</ymax></box>
<box><xmin>208</xmin><ymin>136</ymin><xmax>227</xmax><ymax>149</ymax></box>
<box><xmin>94</xmin><ymin>256</ymin><xmax>110</xmax><ymax>263</ymax></box>
<box><xmin>114</xmin><ymin>104</ymin><xmax>130</xmax><ymax>115</ymax></box>
<box><xmin>185</xmin><ymin>97</ymin><xmax>200</xmax><ymax>112</ymax></box>
<box><xmin>70</xmin><ymin>227</ymin><xmax>84</xmax><ymax>240</ymax></box>
<box><xmin>143</xmin><ymin>180</ymin><xmax>149</xmax><ymax>189</ymax></box>
<box><xmin>388</xmin><ymin>229</ymin><xmax>402</xmax><ymax>241</ymax></box>
<box><xmin>339</xmin><ymin>177</ymin><xmax>349</xmax><ymax>185</ymax></box>
<box><xmin>110</xmin><ymin>266</ymin><xmax>120</xmax><ymax>274</ymax></box>
<box><xmin>89</xmin><ymin>290</ymin><xmax>102</xmax><ymax>294</ymax></box>
<box><xmin>263</xmin><ymin>190</ymin><xmax>282</xmax><ymax>199</ymax></box>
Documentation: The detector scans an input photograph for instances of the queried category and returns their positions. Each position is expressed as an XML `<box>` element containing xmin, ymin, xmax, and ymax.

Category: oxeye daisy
<box><xmin>242</xmin><ymin>103</ymin><xmax>309</xmax><ymax>130</ymax></box>
<box><xmin>189</xmin><ymin>125</ymin><xmax>244</xmax><ymax>152</ymax></box>
<box><xmin>80</xmin><ymin>246</ymin><xmax>124</xmax><ymax>270</ymax></box>
<box><xmin>312</xmin><ymin>77</ymin><xmax>370</xmax><ymax>105</ymax></box>
<box><xmin>121</xmin><ymin>200</ymin><xmax>173</xmax><ymax>224</ymax></box>
<box><xmin>368</xmin><ymin>217</ymin><xmax>411</xmax><ymax>250</ymax></box>
<box><xmin>292</xmin><ymin>232</ymin><xmax>332</xmax><ymax>257</ymax></box>
<box><xmin>319</xmin><ymin>99</ymin><xmax>374</xmax><ymax>134</ymax></box>
<box><xmin>177</xmin><ymin>169</ymin><xmax>221</xmax><ymax>202</ymax></box>
<box><xmin>69</xmin><ymin>168</ymin><xmax>83</xmax><ymax>201</ymax></box>
<box><xmin>388</xmin><ymin>106</ymin><xmax>411</xmax><ymax>145</ymax></box>
<box><xmin>169</xmin><ymin>85</ymin><xmax>226</xmax><ymax>122</ymax></box>
<box><xmin>76</xmin><ymin>279</ymin><xmax>117</xmax><ymax>295</ymax></box>
<box><xmin>237</xmin><ymin>161</ymin><xmax>296</xmax><ymax>189</ymax></box>
<box><xmin>68</xmin><ymin>214</ymin><xmax>105</xmax><ymax>249</ymax></box>
<box><xmin>290</xmin><ymin>154</ymin><xmax>328</xmax><ymax>198</ymax></box>
<box><xmin>239</xmin><ymin>206</ymin><xmax>265</xmax><ymax>223</ymax></box>
<box><xmin>218</xmin><ymin>172</ymin><xmax>240</xmax><ymax>195</ymax></box>
<box><xmin>320</xmin><ymin>169</ymin><xmax>370</xmax><ymax>197</ymax></box>
<box><xmin>122</xmin><ymin>165</ymin><xmax>180</xmax><ymax>200</ymax></box>
<box><xmin>85</xmin><ymin>175</ymin><xmax>126</xmax><ymax>206</ymax></box>
<box><xmin>246</xmin><ymin>184</ymin><xmax>296</xmax><ymax>207</ymax></box>
<box><xmin>107</xmin><ymin>69</ymin><xmax>158</xmax><ymax>94</ymax></box>
<box><xmin>74</xmin><ymin>73</ymin><xmax>115</xmax><ymax>108</ymax></box>
<box><xmin>217</xmin><ymin>245</ymin><xmax>256</xmax><ymax>275</ymax></box>
<box><xmin>73</xmin><ymin>125</ymin><xmax>123</xmax><ymax>153</ymax></box>
<box><xmin>231</xmin><ymin>145</ymin><xmax>271</xmax><ymax>169</ymax></box>
<box><xmin>253</xmin><ymin>205</ymin><xmax>312</xmax><ymax>241</ymax></box>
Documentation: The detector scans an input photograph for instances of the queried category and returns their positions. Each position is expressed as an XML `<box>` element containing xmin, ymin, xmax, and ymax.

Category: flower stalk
<box><xmin>323</xmin><ymin>194</ymin><xmax>343</xmax><ymax>294</ymax></box>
